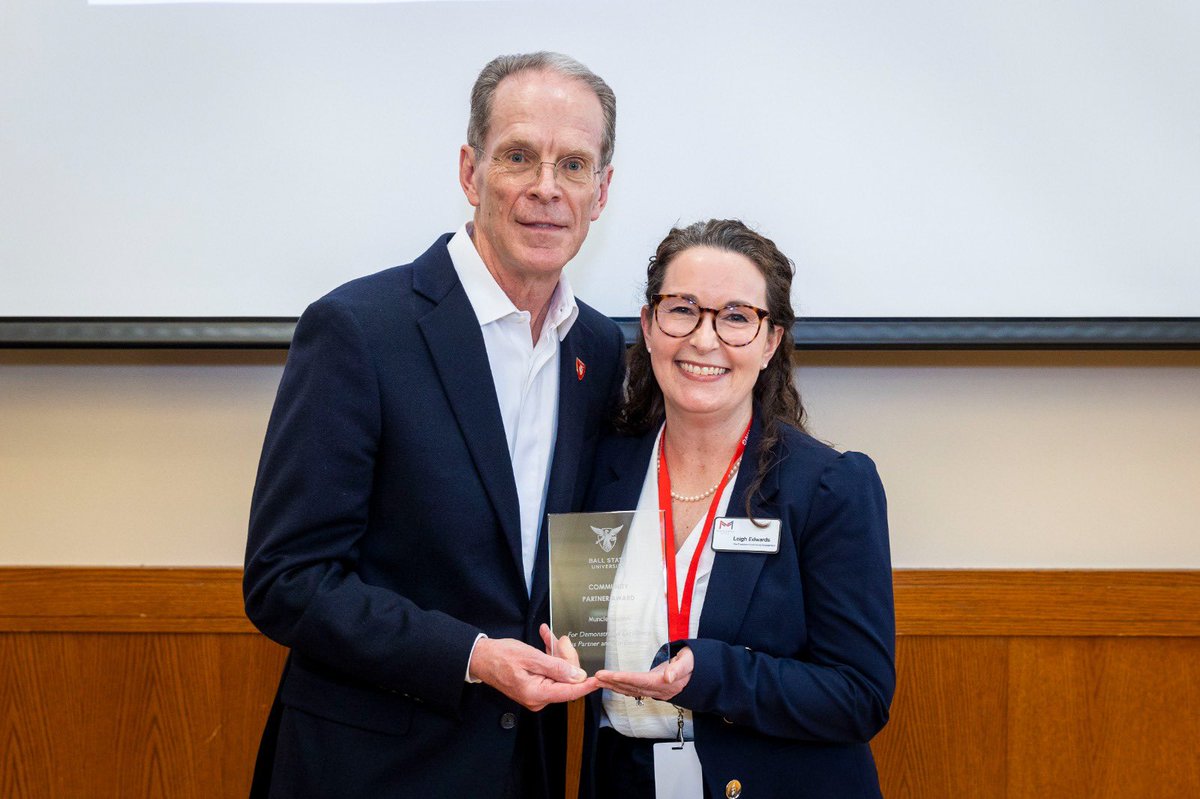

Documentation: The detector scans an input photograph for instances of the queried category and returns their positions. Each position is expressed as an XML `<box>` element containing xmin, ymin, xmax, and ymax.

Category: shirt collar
<box><xmin>447</xmin><ymin>222</ymin><xmax>579</xmax><ymax>341</ymax></box>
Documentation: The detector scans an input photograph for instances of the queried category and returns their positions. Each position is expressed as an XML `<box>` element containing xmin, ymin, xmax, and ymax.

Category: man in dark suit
<box><xmin>243</xmin><ymin>52</ymin><xmax>624</xmax><ymax>798</ymax></box>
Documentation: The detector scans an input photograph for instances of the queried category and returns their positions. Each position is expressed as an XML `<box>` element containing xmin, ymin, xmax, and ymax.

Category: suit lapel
<box><xmin>528</xmin><ymin>321</ymin><xmax>596</xmax><ymax>616</ymax></box>
<box><xmin>543</xmin><ymin>317</ymin><xmax>594</xmax><ymax>516</ymax></box>
<box><xmin>414</xmin><ymin>242</ymin><xmax>524</xmax><ymax>585</ymax></box>
<box><xmin>697</xmin><ymin>416</ymin><xmax>779</xmax><ymax>643</ymax></box>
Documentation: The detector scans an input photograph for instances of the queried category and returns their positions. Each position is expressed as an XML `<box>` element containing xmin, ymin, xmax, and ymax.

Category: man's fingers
<box><xmin>515</xmin><ymin>675</ymin><xmax>599</xmax><ymax>710</ymax></box>
<box><xmin>473</xmin><ymin>636</ymin><xmax>603</xmax><ymax>710</ymax></box>
<box><xmin>537</xmin><ymin>676</ymin><xmax>599</xmax><ymax>704</ymax></box>
<box><xmin>539</xmin><ymin>624</ymin><xmax>584</xmax><ymax>671</ymax></box>
<box><xmin>556</xmin><ymin>634</ymin><xmax>581</xmax><ymax>669</ymax></box>
<box><xmin>518</xmin><ymin>637</ymin><xmax>587</xmax><ymax>681</ymax></box>
<box><xmin>538</xmin><ymin>623</ymin><xmax>556</xmax><ymax>655</ymax></box>
<box><xmin>521</xmin><ymin>645</ymin><xmax>586</xmax><ymax>684</ymax></box>
<box><xmin>547</xmin><ymin>653</ymin><xmax>587</xmax><ymax>683</ymax></box>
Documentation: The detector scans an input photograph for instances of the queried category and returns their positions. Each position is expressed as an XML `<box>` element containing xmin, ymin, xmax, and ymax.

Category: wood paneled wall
<box><xmin>2</xmin><ymin>569</ymin><xmax>1198</xmax><ymax>798</ymax></box>
<box><xmin>876</xmin><ymin>572</ymin><xmax>1200</xmax><ymax>799</ymax></box>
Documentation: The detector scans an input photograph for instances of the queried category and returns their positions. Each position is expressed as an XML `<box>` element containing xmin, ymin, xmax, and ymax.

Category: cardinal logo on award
<box><xmin>591</xmin><ymin>525</ymin><xmax>623</xmax><ymax>553</ymax></box>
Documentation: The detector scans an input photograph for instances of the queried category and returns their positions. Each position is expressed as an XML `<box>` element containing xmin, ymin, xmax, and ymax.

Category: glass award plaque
<box><xmin>547</xmin><ymin>510</ymin><xmax>640</xmax><ymax>675</ymax></box>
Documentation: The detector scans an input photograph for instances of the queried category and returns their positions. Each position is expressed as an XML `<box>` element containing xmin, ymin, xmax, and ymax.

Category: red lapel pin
<box><xmin>575</xmin><ymin>357</ymin><xmax>586</xmax><ymax>381</ymax></box>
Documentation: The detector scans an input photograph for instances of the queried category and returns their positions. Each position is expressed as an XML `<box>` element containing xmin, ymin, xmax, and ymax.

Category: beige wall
<box><xmin>798</xmin><ymin>351</ymin><xmax>1200</xmax><ymax>567</ymax></box>
<box><xmin>2</xmin><ymin>349</ymin><xmax>1197</xmax><ymax>567</ymax></box>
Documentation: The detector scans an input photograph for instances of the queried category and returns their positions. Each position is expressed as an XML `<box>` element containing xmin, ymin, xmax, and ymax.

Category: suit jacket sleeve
<box><xmin>244</xmin><ymin>296</ymin><xmax>481</xmax><ymax>712</ymax></box>
<box><xmin>674</xmin><ymin>451</ymin><xmax>895</xmax><ymax>743</ymax></box>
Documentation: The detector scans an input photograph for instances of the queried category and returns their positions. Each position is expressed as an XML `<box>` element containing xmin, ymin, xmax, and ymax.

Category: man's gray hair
<box><xmin>468</xmin><ymin>51</ymin><xmax>617</xmax><ymax>167</ymax></box>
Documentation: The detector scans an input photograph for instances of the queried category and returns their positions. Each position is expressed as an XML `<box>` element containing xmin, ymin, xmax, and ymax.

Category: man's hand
<box><xmin>594</xmin><ymin>646</ymin><xmax>694</xmax><ymax>702</ymax></box>
<box><xmin>468</xmin><ymin>634</ymin><xmax>598</xmax><ymax>711</ymax></box>
<box><xmin>539</xmin><ymin>623</ymin><xmax>581</xmax><ymax>669</ymax></box>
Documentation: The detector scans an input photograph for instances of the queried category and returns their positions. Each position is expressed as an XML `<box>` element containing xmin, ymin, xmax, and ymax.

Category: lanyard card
<box><xmin>653</xmin><ymin>741</ymin><xmax>704</xmax><ymax>799</ymax></box>
<box><xmin>710</xmin><ymin>517</ymin><xmax>781</xmax><ymax>554</ymax></box>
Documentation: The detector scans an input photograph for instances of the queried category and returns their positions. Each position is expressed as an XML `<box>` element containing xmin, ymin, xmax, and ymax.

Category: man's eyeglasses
<box><xmin>479</xmin><ymin>146</ymin><xmax>602</xmax><ymax>187</ymax></box>
<box><xmin>651</xmin><ymin>294</ymin><xmax>770</xmax><ymax>347</ymax></box>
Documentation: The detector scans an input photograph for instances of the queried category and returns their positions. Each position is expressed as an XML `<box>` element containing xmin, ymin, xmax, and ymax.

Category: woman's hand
<box><xmin>594</xmin><ymin>646</ymin><xmax>694</xmax><ymax>702</ymax></box>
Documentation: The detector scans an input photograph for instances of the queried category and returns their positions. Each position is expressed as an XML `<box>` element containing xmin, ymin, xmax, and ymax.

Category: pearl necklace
<box><xmin>657</xmin><ymin>450</ymin><xmax>743</xmax><ymax>503</ymax></box>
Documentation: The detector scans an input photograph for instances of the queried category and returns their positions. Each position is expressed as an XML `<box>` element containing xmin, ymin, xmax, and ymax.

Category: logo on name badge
<box><xmin>591</xmin><ymin>525</ymin><xmax>622</xmax><ymax>553</ymax></box>
<box><xmin>576</xmin><ymin>357</ymin><xmax>586</xmax><ymax>381</ymax></box>
<box><xmin>717</xmin><ymin>519</ymin><xmax>735</xmax><ymax>531</ymax></box>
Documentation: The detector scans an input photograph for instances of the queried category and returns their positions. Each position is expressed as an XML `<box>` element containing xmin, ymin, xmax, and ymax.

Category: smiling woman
<box><xmin>641</xmin><ymin>247</ymin><xmax>782</xmax><ymax>429</ymax></box>
<box><xmin>578</xmin><ymin>219</ymin><xmax>895</xmax><ymax>799</ymax></box>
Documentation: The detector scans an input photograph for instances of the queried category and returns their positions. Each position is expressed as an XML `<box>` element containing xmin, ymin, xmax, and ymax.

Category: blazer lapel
<box><xmin>578</xmin><ymin>418</ymin><xmax>778</xmax><ymax>645</ymax></box>
<box><xmin>592</xmin><ymin>429</ymin><xmax>659</xmax><ymax>513</ymax></box>
<box><xmin>528</xmin><ymin>321</ymin><xmax>595</xmax><ymax>616</ymax></box>
<box><xmin>543</xmin><ymin>317</ymin><xmax>594</xmax><ymax>516</ymax></box>
<box><xmin>414</xmin><ymin>242</ymin><xmax>524</xmax><ymax>584</ymax></box>
<box><xmin>697</xmin><ymin>416</ymin><xmax>779</xmax><ymax>643</ymax></box>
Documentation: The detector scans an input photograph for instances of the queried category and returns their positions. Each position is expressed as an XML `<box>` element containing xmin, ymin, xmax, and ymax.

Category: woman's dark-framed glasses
<box><xmin>651</xmin><ymin>294</ymin><xmax>770</xmax><ymax>347</ymax></box>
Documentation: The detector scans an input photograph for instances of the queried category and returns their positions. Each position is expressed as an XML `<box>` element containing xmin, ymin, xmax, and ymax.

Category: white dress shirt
<box><xmin>602</xmin><ymin>425</ymin><xmax>731</xmax><ymax>740</ymax></box>
<box><xmin>448</xmin><ymin>222</ymin><xmax>579</xmax><ymax>594</ymax></box>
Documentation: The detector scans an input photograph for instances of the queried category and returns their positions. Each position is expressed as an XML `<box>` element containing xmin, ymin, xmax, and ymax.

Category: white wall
<box><xmin>5</xmin><ymin>0</ymin><xmax>1200</xmax><ymax>318</ymax></box>
<box><xmin>2</xmin><ymin>350</ymin><xmax>1197</xmax><ymax>568</ymax></box>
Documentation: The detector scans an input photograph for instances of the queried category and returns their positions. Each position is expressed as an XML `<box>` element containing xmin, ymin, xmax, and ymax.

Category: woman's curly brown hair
<box><xmin>615</xmin><ymin>219</ymin><xmax>807</xmax><ymax>514</ymax></box>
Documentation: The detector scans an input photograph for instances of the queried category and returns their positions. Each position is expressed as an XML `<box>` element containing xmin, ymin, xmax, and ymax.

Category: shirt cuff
<box><xmin>465</xmin><ymin>632</ymin><xmax>488</xmax><ymax>683</ymax></box>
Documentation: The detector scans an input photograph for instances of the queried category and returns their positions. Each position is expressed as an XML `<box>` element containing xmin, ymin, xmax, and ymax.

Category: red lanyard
<box><xmin>657</xmin><ymin>420</ymin><xmax>751</xmax><ymax>642</ymax></box>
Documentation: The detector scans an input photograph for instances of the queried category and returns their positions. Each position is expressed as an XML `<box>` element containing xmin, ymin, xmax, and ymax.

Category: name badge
<box><xmin>653</xmin><ymin>741</ymin><xmax>704</xmax><ymax>799</ymax></box>
<box><xmin>710</xmin><ymin>517</ymin><xmax>781</xmax><ymax>554</ymax></box>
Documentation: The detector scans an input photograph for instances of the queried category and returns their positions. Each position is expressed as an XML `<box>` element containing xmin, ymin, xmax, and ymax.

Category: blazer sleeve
<box><xmin>243</xmin><ymin>296</ymin><xmax>482</xmax><ymax>712</ymax></box>
<box><xmin>674</xmin><ymin>451</ymin><xmax>896</xmax><ymax>743</ymax></box>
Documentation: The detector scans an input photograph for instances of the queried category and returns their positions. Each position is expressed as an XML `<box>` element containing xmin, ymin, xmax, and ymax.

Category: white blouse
<box><xmin>602</xmin><ymin>425</ymin><xmax>735</xmax><ymax>740</ymax></box>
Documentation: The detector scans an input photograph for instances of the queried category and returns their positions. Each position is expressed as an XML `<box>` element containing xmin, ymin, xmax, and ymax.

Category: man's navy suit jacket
<box><xmin>243</xmin><ymin>234</ymin><xmax>625</xmax><ymax>796</ymax></box>
<box><xmin>584</xmin><ymin>417</ymin><xmax>895</xmax><ymax>799</ymax></box>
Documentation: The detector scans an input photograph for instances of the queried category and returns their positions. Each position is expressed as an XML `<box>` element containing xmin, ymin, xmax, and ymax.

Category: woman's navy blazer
<box><xmin>585</xmin><ymin>415</ymin><xmax>895</xmax><ymax>799</ymax></box>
